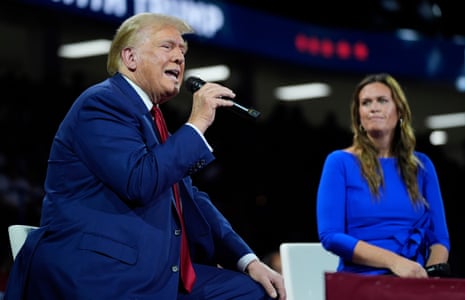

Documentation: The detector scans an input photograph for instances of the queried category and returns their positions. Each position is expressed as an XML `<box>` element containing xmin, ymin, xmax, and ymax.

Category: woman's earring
<box><xmin>399</xmin><ymin>117</ymin><xmax>403</xmax><ymax>125</ymax></box>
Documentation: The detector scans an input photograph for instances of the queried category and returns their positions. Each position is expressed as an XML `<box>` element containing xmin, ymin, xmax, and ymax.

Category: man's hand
<box><xmin>246</xmin><ymin>259</ymin><xmax>287</xmax><ymax>299</ymax></box>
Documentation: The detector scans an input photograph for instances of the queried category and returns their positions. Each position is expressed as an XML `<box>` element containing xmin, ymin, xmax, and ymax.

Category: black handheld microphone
<box><xmin>184</xmin><ymin>76</ymin><xmax>261</xmax><ymax>120</ymax></box>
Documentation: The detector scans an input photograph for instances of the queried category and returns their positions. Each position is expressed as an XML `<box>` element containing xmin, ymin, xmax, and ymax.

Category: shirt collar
<box><xmin>121</xmin><ymin>74</ymin><xmax>153</xmax><ymax>111</ymax></box>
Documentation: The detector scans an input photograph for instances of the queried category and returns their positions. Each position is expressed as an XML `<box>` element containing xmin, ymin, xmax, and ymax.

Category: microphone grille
<box><xmin>184</xmin><ymin>76</ymin><xmax>205</xmax><ymax>93</ymax></box>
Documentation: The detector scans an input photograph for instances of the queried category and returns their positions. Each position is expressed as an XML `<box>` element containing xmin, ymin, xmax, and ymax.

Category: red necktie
<box><xmin>151</xmin><ymin>105</ymin><xmax>196</xmax><ymax>292</ymax></box>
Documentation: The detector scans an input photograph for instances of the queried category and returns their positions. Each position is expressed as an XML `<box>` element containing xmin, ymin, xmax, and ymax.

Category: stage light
<box><xmin>58</xmin><ymin>39</ymin><xmax>111</xmax><ymax>58</ymax></box>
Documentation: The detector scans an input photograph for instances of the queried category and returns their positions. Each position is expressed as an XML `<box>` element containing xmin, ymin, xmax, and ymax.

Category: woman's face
<box><xmin>358</xmin><ymin>82</ymin><xmax>399</xmax><ymax>138</ymax></box>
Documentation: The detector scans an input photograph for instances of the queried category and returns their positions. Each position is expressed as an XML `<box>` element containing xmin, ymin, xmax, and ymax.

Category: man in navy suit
<box><xmin>5</xmin><ymin>12</ymin><xmax>285</xmax><ymax>300</ymax></box>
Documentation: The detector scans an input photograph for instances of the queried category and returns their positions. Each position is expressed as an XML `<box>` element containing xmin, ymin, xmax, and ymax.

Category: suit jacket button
<box><xmin>174</xmin><ymin>229</ymin><xmax>181</xmax><ymax>236</ymax></box>
<box><xmin>172</xmin><ymin>265</ymin><xmax>179</xmax><ymax>273</ymax></box>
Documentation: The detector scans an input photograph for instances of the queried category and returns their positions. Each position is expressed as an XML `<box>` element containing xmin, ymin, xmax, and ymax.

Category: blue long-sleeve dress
<box><xmin>316</xmin><ymin>150</ymin><xmax>450</xmax><ymax>274</ymax></box>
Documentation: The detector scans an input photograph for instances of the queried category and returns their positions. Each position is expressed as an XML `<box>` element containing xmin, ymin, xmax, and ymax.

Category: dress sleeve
<box><xmin>417</xmin><ymin>152</ymin><xmax>450</xmax><ymax>250</ymax></box>
<box><xmin>316</xmin><ymin>151</ymin><xmax>360</xmax><ymax>260</ymax></box>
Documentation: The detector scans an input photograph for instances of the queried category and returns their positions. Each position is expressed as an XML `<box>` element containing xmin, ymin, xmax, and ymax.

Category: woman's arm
<box><xmin>352</xmin><ymin>240</ymin><xmax>428</xmax><ymax>278</ymax></box>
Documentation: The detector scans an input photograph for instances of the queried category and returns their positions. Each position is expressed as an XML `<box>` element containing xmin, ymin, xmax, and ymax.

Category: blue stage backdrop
<box><xmin>20</xmin><ymin>0</ymin><xmax>465</xmax><ymax>83</ymax></box>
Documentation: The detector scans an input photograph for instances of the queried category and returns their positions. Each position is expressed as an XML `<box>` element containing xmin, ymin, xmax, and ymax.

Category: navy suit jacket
<box><xmin>5</xmin><ymin>73</ymin><xmax>253</xmax><ymax>299</ymax></box>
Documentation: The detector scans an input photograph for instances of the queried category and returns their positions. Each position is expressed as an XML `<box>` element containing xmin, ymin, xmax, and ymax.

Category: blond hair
<box><xmin>107</xmin><ymin>13</ymin><xmax>194</xmax><ymax>75</ymax></box>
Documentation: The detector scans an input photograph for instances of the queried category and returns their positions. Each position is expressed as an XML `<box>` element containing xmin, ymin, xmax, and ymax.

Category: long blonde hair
<box><xmin>106</xmin><ymin>13</ymin><xmax>194</xmax><ymax>76</ymax></box>
<box><xmin>350</xmin><ymin>73</ymin><xmax>426</xmax><ymax>206</ymax></box>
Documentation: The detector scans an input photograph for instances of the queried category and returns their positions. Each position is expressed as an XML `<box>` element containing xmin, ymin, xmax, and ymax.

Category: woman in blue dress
<box><xmin>316</xmin><ymin>73</ymin><xmax>450</xmax><ymax>278</ymax></box>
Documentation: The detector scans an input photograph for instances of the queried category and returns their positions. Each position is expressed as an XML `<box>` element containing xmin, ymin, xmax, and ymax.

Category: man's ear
<box><xmin>121</xmin><ymin>47</ymin><xmax>137</xmax><ymax>71</ymax></box>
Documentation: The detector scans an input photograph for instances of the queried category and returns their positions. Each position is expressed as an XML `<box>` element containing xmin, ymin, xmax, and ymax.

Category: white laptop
<box><xmin>280</xmin><ymin>242</ymin><xmax>339</xmax><ymax>300</ymax></box>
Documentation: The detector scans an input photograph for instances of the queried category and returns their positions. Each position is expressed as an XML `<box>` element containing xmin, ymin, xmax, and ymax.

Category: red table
<box><xmin>325</xmin><ymin>272</ymin><xmax>465</xmax><ymax>300</ymax></box>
